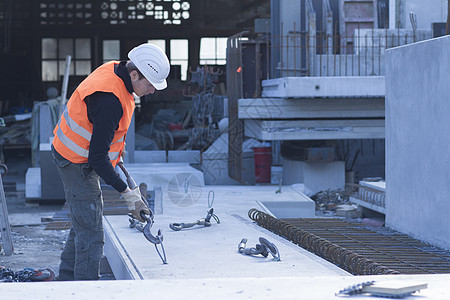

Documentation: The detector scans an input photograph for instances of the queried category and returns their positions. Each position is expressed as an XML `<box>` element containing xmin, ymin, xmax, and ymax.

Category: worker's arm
<box><xmin>86</xmin><ymin>92</ymin><xmax>128</xmax><ymax>193</ymax></box>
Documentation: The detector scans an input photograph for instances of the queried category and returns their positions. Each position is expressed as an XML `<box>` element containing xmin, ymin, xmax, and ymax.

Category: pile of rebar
<box><xmin>249</xmin><ymin>209</ymin><xmax>450</xmax><ymax>275</ymax></box>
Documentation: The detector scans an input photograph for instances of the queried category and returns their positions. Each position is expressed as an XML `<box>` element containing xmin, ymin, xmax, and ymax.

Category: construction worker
<box><xmin>51</xmin><ymin>43</ymin><xmax>170</xmax><ymax>280</ymax></box>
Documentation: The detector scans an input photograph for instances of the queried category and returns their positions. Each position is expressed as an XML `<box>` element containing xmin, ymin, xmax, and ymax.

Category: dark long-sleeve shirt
<box><xmin>84</xmin><ymin>61</ymin><xmax>133</xmax><ymax>192</ymax></box>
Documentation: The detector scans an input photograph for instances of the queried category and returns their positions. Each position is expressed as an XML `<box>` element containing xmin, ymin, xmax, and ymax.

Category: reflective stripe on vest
<box><xmin>56</xmin><ymin>124</ymin><xmax>121</xmax><ymax>161</ymax></box>
<box><xmin>108</xmin><ymin>151</ymin><xmax>120</xmax><ymax>161</ymax></box>
<box><xmin>62</xmin><ymin>108</ymin><xmax>92</xmax><ymax>141</ymax></box>
<box><xmin>56</xmin><ymin>126</ymin><xmax>89</xmax><ymax>158</ymax></box>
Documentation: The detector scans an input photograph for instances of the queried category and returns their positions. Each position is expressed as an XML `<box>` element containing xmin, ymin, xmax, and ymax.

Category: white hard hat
<box><xmin>128</xmin><ymin>43</ymin><xmax>170</xmax><ymax>90</ymax></box>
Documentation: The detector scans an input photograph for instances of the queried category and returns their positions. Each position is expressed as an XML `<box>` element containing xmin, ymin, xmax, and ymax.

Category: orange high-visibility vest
<box><xmin>52</xmin><ymin>61</ymin><xmax>135</xmax><ymax>167</ymax></box>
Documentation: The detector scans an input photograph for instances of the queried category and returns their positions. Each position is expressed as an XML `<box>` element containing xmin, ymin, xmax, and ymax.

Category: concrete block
<box><xmin>282</xmin><ymin>159</ymin><xmax>345</xmax><ymax>194</ymax></box>
<box><xmin>25</xmin><ymin>167</ymin><xmax>41</xmax><ymax>199</ymax></box>
<box><xmin>260</xmin><ymin>196</ymin><xmax>315</xmax><ymax>218</ymax></box>
<box><xmin>202</xmin><ymin>133</ymin><xmax>257</xmax><ymax>185</ymax></box>
<box><xmin>362</xmin><ymin>218</ymin><xmax>385</xmax><ymax>227</ymax></box>
<box><xmin>168</xmin><ymin>150</ymin><xmax>200</xmax><ymax>164</ymax></box>
<box><xmin>271</xmin><ymin>166</ymin><xmax>283</xmax><ymax>184</ymax></box>
<box><xmin>261</xmin><ymin>76</ymin><xmax>385</xmax><ymax>98</ymax></box>
<box><xmin>135</xmin><ymin>150</ymin><xmax>166</xmax><ymax>163</ymax></box>
<box><xmin>257</xmin><ymin>185</ymin><xmax>316</xmax><ymax>218</ymax></box>
<box><xmin>40</xmin><ymin>143</ymin><xmax>65</xmax><ymax>200</ymax></box>
<box><xmin>202</xmin><ymin>158</ymin><xmax>253</xmax><ymax>185</ymax></box>
<box><xmin>335</xmin><ymin>204</ymin><xmax>360</xmax><ymax>219</ymax></box>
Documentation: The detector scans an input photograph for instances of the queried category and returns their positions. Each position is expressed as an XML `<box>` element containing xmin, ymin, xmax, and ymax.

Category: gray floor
<box><xmin>104</xmin><ymin>185</ymin><xmax>346</xmax><ymax>280</ymax></box>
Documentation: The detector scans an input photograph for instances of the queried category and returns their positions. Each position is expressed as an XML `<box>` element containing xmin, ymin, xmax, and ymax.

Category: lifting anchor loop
<box><xmin>169</xmin><ymin>207</ymin><xmax>220</xmax><ymax>231</ymax></box>
<box><xmin>238</xmin><ymin>237</ymin><xmax>281</xmax><ymax>261</ymax></box>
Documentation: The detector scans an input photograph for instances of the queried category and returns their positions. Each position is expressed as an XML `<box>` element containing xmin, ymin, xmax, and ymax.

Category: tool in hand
<box><xmin>238</xmin><ymin>237</ymin><xmax>281</xmax><ymax>261</ymax></box>
<box><xmin>117</xmin><ymin>160</ymin><xmax>167</xmax><ymax>264</ymax></box>
<box><xmin>117</xmin><ymin>161</ymin><xmax>148</xmax><ymax>206</ymax></box>
<box><xmin>140</xmin><ymin>210</ymin><xmax>167</xmax><ymax>264</ymax></box>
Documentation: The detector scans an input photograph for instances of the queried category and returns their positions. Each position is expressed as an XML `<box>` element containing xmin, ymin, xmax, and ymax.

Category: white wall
<box><xmin>280</xmin><ymin>0</ymin><xmax>302</xmax><ymax>34</ymax></box>
<box><xmin>385</xmin><ymin>35</ymin><xmax>450</xmax><ymax>250</ymax></box>
<box><xmin>391</xmin><ymin>0</ymin><xmax>448</xmax><ymax>29</ymax></box>
<box><xmin>405</xmin><ymin>0</ymin><xmax>447</xmax><ymax>29</ymax></box>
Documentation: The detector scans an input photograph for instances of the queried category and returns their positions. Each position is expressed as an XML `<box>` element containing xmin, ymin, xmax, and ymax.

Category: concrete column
<box><xmin>188</xmin><ymin>37</ymin><xmax>200</xmax><ymax>69</ymax></box>
<box><xmin>124</xmin><ymin>113</ymin><xmax>135</xmax><ymax>163</ymax></box>
<box><xmin>389</xmin><ymin>0</ymin><xmax>397</xmax><ymax>29</ymax></box>
<box><xmin>385</xmin><ymin>35</ymin><xmax>450</xmax><ymax>250</ymax></box>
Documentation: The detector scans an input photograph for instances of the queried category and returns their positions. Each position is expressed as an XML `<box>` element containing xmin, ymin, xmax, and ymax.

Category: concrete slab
<box><xmin>261</xmin><ymin>76</ymin><xmax>385</xmax><ymax>98</ymax></box>
<box><xmin>104</xmin><ymin>185</ymin><xmax>329</xmax><ymax>280</ymax></box>
<box><xmin>238</xmin><ymin>98</ymin><xmax>385</xmax><ymax>119</ymax></box>
<box><xmin>360</xmin><ymin>181</ymin><xmax>385</xmax><ymax>192</ymax></box>
<box><xmin>244</xmin><ymin>119</ymin><xmax>385</xmax><ymax>140</ymax></box>
<box><xmin>2</xmin><ymin>274</ymin><xmax>449</xmax><ymax>299</ymax></box>
<box><xmin>134</xmin><ymin>150</ymin><xmax>166</xmax><ymax>163</ymax></box>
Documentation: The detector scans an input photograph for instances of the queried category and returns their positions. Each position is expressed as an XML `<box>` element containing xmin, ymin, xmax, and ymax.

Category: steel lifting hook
<box><xmin>118</xmin><ymin>160</ymin><xmax>167</xmax><ymax>264</ymax></box>
<box><xmin>140</xmin><ymin>211</ymin><xmax>167</xmax><ymax>264</ymax></box>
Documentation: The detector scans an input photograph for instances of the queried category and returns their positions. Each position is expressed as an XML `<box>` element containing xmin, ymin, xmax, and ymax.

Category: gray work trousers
<box><xmin>52</xmin><ymin>147</ymin><xmax>104</xmax><ymax>280</ymax></box>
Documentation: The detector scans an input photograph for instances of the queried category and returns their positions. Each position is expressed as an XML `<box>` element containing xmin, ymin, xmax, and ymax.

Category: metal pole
<box><xmin>0</xmin><ymin>166</ymin><xmax>13</xmax><ymax>256</ymax></box>
<box><xmin>446</xmin><ymin>0</ymin><xmax>449</xmax><ymax>35</ymax></box>
<box><xmin>59</xmin><ymin>55</ymin><xmax>72</xmax><ymax>117</ymax></box>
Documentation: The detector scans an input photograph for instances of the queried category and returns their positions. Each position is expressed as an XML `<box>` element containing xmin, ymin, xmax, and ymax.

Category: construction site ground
<box><xmin>1</xmin><ymin>152</ymin><xmax>115</xmax><ymax>279</ymax></box>
<box><xmin>1</xmin><ymin>153</ymin><xmax>65</xmax><ymax>274</ymax></box>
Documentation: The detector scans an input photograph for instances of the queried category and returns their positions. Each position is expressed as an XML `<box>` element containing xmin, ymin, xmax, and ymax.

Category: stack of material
<box><xmin>45</xmin><ymin>187</ymin><xmax>128</xmax><ymax>230</ymax></box>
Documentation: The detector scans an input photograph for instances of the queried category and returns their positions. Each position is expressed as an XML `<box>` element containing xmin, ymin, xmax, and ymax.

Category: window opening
<box><xmin>103</xmin><ymin>40</ymin><xmax>120</xmax><ymax>63</ymax></box>
<box><xmin>200</xmin><ymin>37</ymin><xmax>227</xmax><ymax>65</ymax></box>
<box><xmin>170</xmin><ymin>39</ymin><xmax>188</xmax><ymax>81</ymax></box>
<box><xmin>148</xmin><ymin>39</ymin><xmax>166</xmax><ymax>53</ymax></box>
<box><xmin>42</xmin><ymin>38</ymin><xmax>91</xmax><ymax>82</ymax></box>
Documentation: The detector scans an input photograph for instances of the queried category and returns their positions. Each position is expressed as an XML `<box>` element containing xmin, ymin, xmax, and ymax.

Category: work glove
<box><xmin>122</xmin><ymin>187</ymin><xmax>150</xmax><ymax>223</ymax></box>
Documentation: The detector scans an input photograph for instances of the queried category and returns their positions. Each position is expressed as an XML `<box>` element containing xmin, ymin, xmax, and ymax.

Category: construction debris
<box><xmin>310</xmin><ymin>188</ymin><xmax>349</xmax><ymax>212</ymax></box>
<box><xmin>0</xmin><ymin>266</ymin><xmax>55</xmax><ymax>282</ymax></box>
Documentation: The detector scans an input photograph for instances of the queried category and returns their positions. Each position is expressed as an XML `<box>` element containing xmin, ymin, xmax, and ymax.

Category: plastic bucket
<box><xmin>253</xmin><ymin>147</ymin><xmax>272</xmax><ymax>183</ymax></box>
